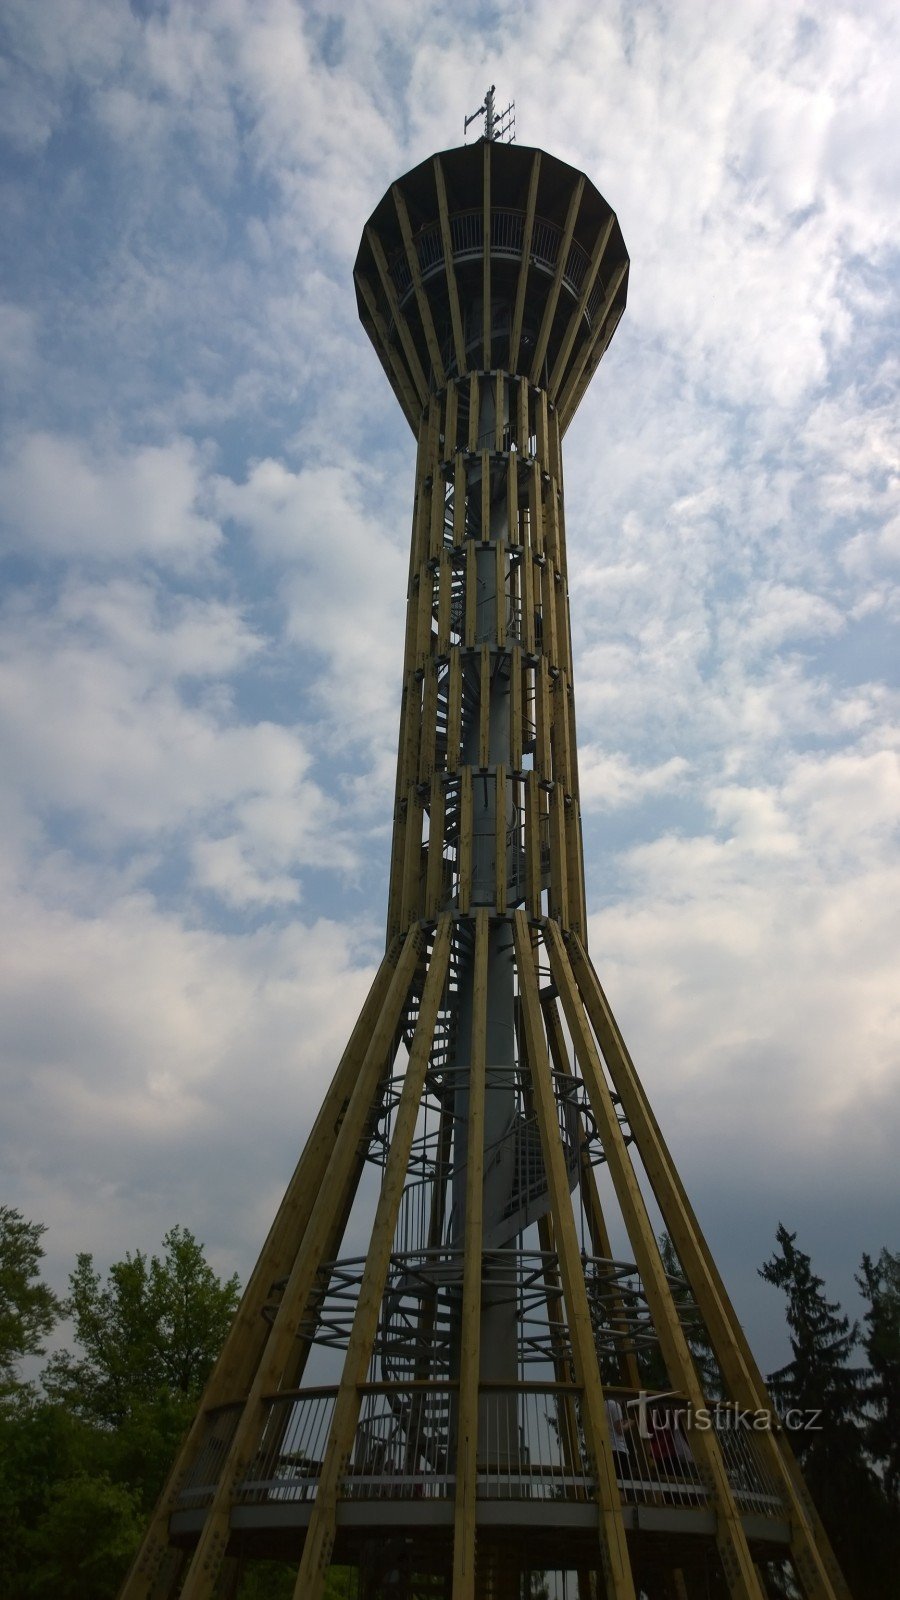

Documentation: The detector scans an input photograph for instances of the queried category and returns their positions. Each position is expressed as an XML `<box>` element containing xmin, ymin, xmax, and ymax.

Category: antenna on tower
<box><xmin>464</xmin><ymin>84</ymin><xmax>515</xmax><ymax>143</ymax></box>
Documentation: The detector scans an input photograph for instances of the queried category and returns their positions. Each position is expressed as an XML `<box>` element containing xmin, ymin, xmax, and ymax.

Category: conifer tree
<box><xmin>857</xmin><ymin>1246</ymin><xmax>900</xmax><ymax>1506</ymax></box>
<box><xmin>760</xmin><ymin>1224</ymin><xmax>896</xmax><ymax>1599</ymax></box>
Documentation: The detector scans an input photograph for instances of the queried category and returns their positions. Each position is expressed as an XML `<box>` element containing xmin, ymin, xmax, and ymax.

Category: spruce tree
<box><xmin>760</xmin><ymin>1224</ymin><xmax>895</xmax><ymax>1598</ymax></box>
<box><xmin>857</xmin><ymin>1246</ymin><xmax>900</xmax><ymax>1506</ymax></box>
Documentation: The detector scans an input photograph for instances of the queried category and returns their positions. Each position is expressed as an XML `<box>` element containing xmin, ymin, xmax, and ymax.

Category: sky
<box><xmin>0</xmin><ymin>0</ymin><xmax>898</xmax><ymax>1374</ymax></box>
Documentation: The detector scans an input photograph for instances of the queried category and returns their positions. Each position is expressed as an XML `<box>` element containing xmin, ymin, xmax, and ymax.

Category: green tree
<box><xmin>760</xmin><ymin>1224</ymin><xmax>897</xmax><ymax>1599</ymax></box>
<box><xmin>0</xmin><ymin>1205</ymin><xmax>60</xmax><ymax>1397</ymax></box>
<box><xmin>26</xmin><ymin>1473</ymin><xmax>145</xmax><ymax>1600</ymax></box>
<box><xmin>44</xmin><ymin>1224</ymin><xmax>239</xmax><ymax>1427</ymax></box>
<box><xmin>857</xmin><ymin>1246</ymin><xmax>900</xmax><ymax>1505</ymax></box>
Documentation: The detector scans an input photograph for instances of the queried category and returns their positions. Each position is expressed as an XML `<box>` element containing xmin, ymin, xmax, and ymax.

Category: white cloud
<box><xmin>0</xmin><ymin>434</ymin><xmax>221</xmax><ymax>564</ymax></box>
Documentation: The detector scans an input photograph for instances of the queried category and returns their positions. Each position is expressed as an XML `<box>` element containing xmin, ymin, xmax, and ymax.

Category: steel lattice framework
<box><xmin>120</xmin><ymin>134</ymin><xmax>851</xmax><ymax>1600</ymax></box>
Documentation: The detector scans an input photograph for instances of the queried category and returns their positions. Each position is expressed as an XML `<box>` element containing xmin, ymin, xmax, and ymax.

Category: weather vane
<box><xmin>464</xmin><ymin>83</ymin><xmax>515</xmax><ymax>142</ymax></box>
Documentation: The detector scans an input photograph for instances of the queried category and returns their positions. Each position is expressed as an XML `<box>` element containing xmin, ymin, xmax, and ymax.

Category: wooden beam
<box><xmin>451</xmin><ymin>910</ymin><xmax>489</xmax><ymax>1600</ymax></box>
<box><xmin>556</xmin><ymin>259</ymin><xmax>628</xmax><ymax>423</ymax></box>
<box><xmin>447</xmin><ymin>649</ymin><xmax>462</xmax><ymax>774</ymax></box>
<box><xmin>355</xmin><ymin>270</ymin><xmax>420</xmax><ymax>429</ymax></box>
<box><xmin>482</xmin><ymin>141</ymin><xmax>491</xmax><ymax>369</ymax></box>
<box><xmin>458</xmin><ymin>765</ymin><xmax>473</xmax><ymax>913</ymax></box>
<box><xmin>434</xmin><ymin>156</ymin><xmax>467</xmax><ymax>376</ymax></box>
<box><xmin>479</xmin><ymin>644</ymin><xmax>491</xmax><ymax>770</ymax></box>
<box><xmin>530</xmin><ymin>175</ymin><xmax>584</xmax><ymax>385</ymax></box>
<box><xmin>495</xmin><ymin>765</ymin><xmax>507</xmax><ymax>914</ymax></box>
<box><xmin>393</xmin><ymin>182</ymin><xmax>446</xmax><ymax>389</ymax></box>
<box><xmin>509</xmin><ymin>152</ymin><xmax>541</xmax><ymax>372</ymax></box>
<box><xmin>425</xmin><ymin>776</ymin><xmax>445</xmax><ymax>919</ymax></box>
<box><xmin>542</xmin><ymin>996</ymin><xmax>641</xmax><ymax>1390</ymax></box>
<box><xmin>548</xmin><ymin>213</ymin><xmax>614</xmax><ymax>395</ymax></box>
<box><xmin>365</xmin><ymin>225</ymin><xmax>430</xmax><ymax>408</ymax></box>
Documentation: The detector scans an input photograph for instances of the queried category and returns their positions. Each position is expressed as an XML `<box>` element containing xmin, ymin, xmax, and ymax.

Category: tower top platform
<box><xmin>354</xmin><ymin>139</ymin><xmax>629</xmax><ymax>434</ymax></box>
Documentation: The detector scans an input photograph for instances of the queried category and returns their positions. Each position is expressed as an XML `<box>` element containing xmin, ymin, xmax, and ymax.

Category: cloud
<box><xmin>0</xmin><ymin>434</ymin><xmax>220</xmax><ymax>565</ymax></box>
<box><xmin>214</xmin><ymin>457</ymin><xmax>408</xmax><ymax>758</ymax></box>
<box><xmin>0</xmin><ymin>577</ymin><xmax>354</xmax><ymax>904</ymax></box>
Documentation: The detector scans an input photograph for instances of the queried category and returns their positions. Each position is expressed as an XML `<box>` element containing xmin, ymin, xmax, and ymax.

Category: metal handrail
<box><xmin>175</xmin><ymin>1384</ymin><xmax>787</xmax><ymax>1515</ymax></box>
<box><xmin>387</xmin><ymin>208</ymin><xmax>606</xmax><ymax>328</ymax></box>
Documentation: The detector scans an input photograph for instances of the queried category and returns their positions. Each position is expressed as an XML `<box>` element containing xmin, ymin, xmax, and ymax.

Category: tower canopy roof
<box><xmin>354</xmin><ymin>140</ymin><xmax>629</xmax><ymax>434</ymax></box>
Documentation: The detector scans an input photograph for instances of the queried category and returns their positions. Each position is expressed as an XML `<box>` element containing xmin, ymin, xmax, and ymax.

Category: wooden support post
<box><xmin>400</xmin><ymin>785</ymin><xmax>423</xmax><ymax>928</ymax></box>
<box><xmin>293</xmin><ymin>919</ymin><xmax>453</xmax><ymax>1599</ymax></box>
<box><xmin>542</xmin><ymin>997</ymin><xmax>641</xmax><ymax>1391</ymax></box>
<box><xmin>447</xmin><ymin>650</ymin><xmax>462</xmax><ymax>774</ymax></box>
<box><xmin>530</xmin><ymin>176</ymin><xmax>584</xmax><ymax>385</ymax></box>
<box><xmin>467</xmin><ymin>372</ymin><xmax>479</xmax><ymax>454</ymax></box>
<box><xmin>459</xmin><ymin>766</ymin><xmax>473</xmax><ymax>914</ymax></box>
<box><xmin>437</xmin><ymin>556</ymin><xmax>452</xmax><ymax>656</ymax></box>
<box><xmin>355</xmin><ymin>271</ymin><xmax>421</xmax><ymax>428</ymax></box>
<box><xmin>495</xmin><ymin>539</ymin><xmax>505</xmax><ymax>647</ymax></box>
<box><xmin>482</xmin><ymin>142</ymin><xmax>491</xmax><ymax>369</ymax></box>
<box><xmin>512</xmin><ymin>914</ymin><xmax>636</xmax><ymax>1600</ymax></box>
<box><xmin>542</xmin><ymin>556</ymin><xmax>559</xmax><ymax>667</ymax></box>
<box><xmin>509</xmin><ymin>154</ymin><xmax>541</xmax><ymax>372</ymax></box>
<box><xmin>522</xmin><ymin>547</ymin><xmax>536</xmax><ymax>655</ymax></box>
<box><xmin>479</xmin><ymin>645</ymin><xmax>491</xmax><ymax>770</ymax></box>
<box><xmin>548</xmin><ymin>785</ymin><xmax>569</xmax><ymax>927</ymax></box>
<box><xmin>553</xmin><ymin>670</ymin><xmax>573</xmax><ymax>795</ymax></box>
<box><xmin>365</xmin><ymin>225</ymin><xmax>429</xmax><ymax>408</ymax></box>
<box><xmin>453</xmin><ymin>456</ymin><xmax>467</xmax><ymax>548</ymax></box>
<box><xmin>419</xmin><ymin>662</ymin><xmax>438</xmax><ymax>784</ymax></box>
<box><xmin>434</xmin><ymin>156</ymin><xmax>466</xmax><ymax>376</ymax></box>
<box><xmin>465</xmin><ymin>541</ymin><xmax>477</xmax><ymax>648</ymax></box>
<box><xmin>495</xmin><ymin>765</ymin><xmax>507</xmax><ymax>914</ymax></box>
<box><xmin>548</xmin><ymin>213</ymin><xmax>614</xmax><ymax>395</ymax></box>
<box><xmin>506</xmin><ymin>451</ymin><xmax>519</xmax><ymax>546</ymax></box>
<box><xmin>510</xmin><ymin>645</ymin><xmax>523</xmax><ymax>772</ymax></box>
<box><xmin>445</xmin><ymin>381</ymin><xmax>458</xmax><ymax>457</ymax></box>
<box><xmin>524</xmin><ymin>770</ymin><xmax>541</xmax><ymax>919</ymax></box>
<box><xmin>516</xmin><ymin>375</ymin><xmax>530</xmax><ymax>456</ymax></box>
<box><xmin>535</xmin><ymin>658</ymin><xmax>551</xmax><ymax>782</ymax></box>
<box><xmin>557</xmin><ymin>260</ymin><xmax>628</xmax><ymax>425</ymax></box>
<box><xmin>535</xmin><ymin>388</ymin><xmax>550</xmax><ymax>470</ymax></box>
<box><xmin>527</xmin><ymin>461</ymin><xmax>542</xmax><ymax>560</ymax></box>
<box><xmin>393</xmin><ymin>182</ymin><xmax>446</xmax><ymax>389</ymax></box>
<box><xmin>451</xmin><ymin>909</ymin><xmax>489</xmax><ymax>1600</ymax></box>
<box><xmin>425</xmin><ymin>776</ymin><xmax>446</xmax><ymax>919</ymax></box>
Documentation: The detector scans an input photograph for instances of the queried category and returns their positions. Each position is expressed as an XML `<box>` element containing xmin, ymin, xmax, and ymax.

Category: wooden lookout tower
<box><xmin>121</xmin><ymin>101</ymin><xmax>851</xmax><ymax>1600</ymax></box>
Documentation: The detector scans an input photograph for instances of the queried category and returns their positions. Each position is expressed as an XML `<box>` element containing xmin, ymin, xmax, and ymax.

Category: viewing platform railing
<box><xmin>177</xmin><ymin>1383</ymin><xmax>786</xmax><ymax>1520</ymax></box>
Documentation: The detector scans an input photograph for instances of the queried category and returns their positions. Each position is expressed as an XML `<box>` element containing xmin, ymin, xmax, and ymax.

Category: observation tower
<box><xmin>122</xmin><ymin>94</ymin><xmax>850</xmax><ymax>1600</ymax></box>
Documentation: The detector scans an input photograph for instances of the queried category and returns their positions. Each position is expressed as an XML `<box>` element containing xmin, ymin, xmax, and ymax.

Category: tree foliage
<box><xmin>0</xmin><ymin>1206</ymin><xmax>60</xmax><ymax>1396</ymax></box>
<box><xmin>857</xmin><ymin>1246</ymin><xmax>900</xmax><ymax>1505</ymax></box>
<box><xmin>43</xmin><ymin>1224</ymin><xmax>239</xmax><ymax>1427</ymax></box>
<box><xmin>760</xmin><ymin>1223</ymin><xmax>899</xmax><ymax>1599</ymax></box>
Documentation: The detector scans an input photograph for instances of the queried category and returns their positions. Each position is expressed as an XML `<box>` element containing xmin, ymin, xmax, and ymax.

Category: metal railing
<box><xmin>387</xmin><ymin>209</ymin><xmax>606</xmax><ymax>328</ymax></box>
<box><xmin>177</xmin><ymin>1385</ymin><xmax>785</xmax><ymax>1518</ymax></box>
